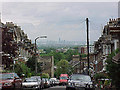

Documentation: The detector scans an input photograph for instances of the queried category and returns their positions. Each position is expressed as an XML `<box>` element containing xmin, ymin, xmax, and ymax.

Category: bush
<box><xmin>106</xmin><ymin>48</ymin><xmax>120</xmax><ymax>88</ymax></box>
<box><xmin>94</xmin><ymin>73</ymin><xmax>106</xmax><ymax>81</ymax></box>
<box><xmin>41</xmin><ymin>73</ymin><xmax>49</xmax><ymax>78</ymax></box>
<box><xmin>14</xmin><ymin>62</ymin><xmax>31</xmax><ymax>77</ymax></box>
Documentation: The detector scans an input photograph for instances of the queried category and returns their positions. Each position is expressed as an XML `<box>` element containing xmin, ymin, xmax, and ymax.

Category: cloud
<box><xmin>2</xmin><ymin>2</ymin><xmax>118</xmax><ymax>43</ymax></box>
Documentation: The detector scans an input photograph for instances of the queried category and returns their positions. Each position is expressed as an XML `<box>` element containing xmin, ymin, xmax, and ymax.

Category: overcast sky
<box><xmin>1</xmin><ymin>2</ymin><xmax>118</xmax><ymax>43</ymax></box>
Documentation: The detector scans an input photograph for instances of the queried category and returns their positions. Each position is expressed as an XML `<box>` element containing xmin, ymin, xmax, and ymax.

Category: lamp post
<box><xmin>35</xmin><ymin>36</ymin><xmax>47</xmax><ymax>74</ymax></box>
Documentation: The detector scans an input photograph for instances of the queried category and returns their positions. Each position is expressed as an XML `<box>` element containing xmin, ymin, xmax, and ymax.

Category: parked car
<box><xmin>22</xmin><ymin>78</ymin><xmax>40</xmax><ymax>90</ymax></box>
<box><xmin>31</xmin><ymin>76</ymin><xmax>42</xmax><ymax>89</ymax></box>
<box><xmin>66</xmin><ymin>74</ymin><xmax>94</xmax><ymax>90</ymax></box>
<box><xmin>49</xmin><ymin>78</ymin><xmax>54</xmax><ymax>87</ymax></box>
<box><xmin>50</xmin><ymin>78</ymin><xmax>59</xmax><ymax>86</ymax></box>
<box><xmin>54</xmin><ymin>79</ymin><xmax>59</xmax><ymax>85</ymax></box>
<box><xmin>50</xmin><ymin>78</ymin><xmax>56</xmax><ymax>86</ymax></box>
<box><xmin>0</xmin><ymin>73</ymin><xmax>22</xmax><ymax>90</ymax></box>
<box><xmin>42</xmin><ymin>78</ymin><xmax>50</xmax><ymax>88</ymax></box>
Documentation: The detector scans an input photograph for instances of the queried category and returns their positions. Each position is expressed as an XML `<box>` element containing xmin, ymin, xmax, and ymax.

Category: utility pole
<box><xmin>79</xmin><ymin>54</ymin><xmax>82</xmax><ymax>73</ymax></box>
<box><xmin>86</xmin><ymin>18</ymin><xmax>89</xmax><ymax>75</ymax></box>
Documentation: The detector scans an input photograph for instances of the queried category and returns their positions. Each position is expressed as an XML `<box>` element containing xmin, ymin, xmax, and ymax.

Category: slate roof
<box><xmin>112</xmin><ymin>52</ymin><xmax>120</xmax><ymax>64</ymax></box>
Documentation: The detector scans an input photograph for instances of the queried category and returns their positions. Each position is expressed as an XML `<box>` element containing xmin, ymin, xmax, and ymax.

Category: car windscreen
<box><xmin>51</xmin><ymin>78</ymin><xmax>57</xmax><ymax>81</ymax></box>
<box><xmin>45</xmin><ymin>78</ymin><xmax>49</xmax><ymax>81</ymax></box>
<box><xmin>24</xmin><ymin>78</ymin><xmax>37</xmax><ymax>82</ymax></box>
<box><xmin>60</xmin><ymin>76</ymin><xmax>68</xmax><ymax>80</ymax></box>
<box><xmin>70</xmin><ymin>75</ymin><xmax>91</xmax><ymax>82</ymax></box>
<box><xmin>0</xmin><ymin>73</ymin><xmax>14</xmax><ymax>80</ymax></box>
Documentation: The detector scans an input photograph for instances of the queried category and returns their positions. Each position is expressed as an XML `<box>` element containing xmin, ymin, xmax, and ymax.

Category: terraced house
<box><xmin>94</xmin><ymin>18</ymin><xmax>120</xmax><ymax>73</ymax></box>
<box><xmin>1</xmin><ymin>21</ymin><xmax>35</xmax><ymax>70</ymax></box>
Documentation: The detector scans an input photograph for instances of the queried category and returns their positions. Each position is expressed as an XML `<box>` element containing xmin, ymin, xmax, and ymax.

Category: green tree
<box><xmin>106</xmin><ymin>49</ymin><xmax>120</xmax><ymax>88</ymax></box>
<box><xmin>26</xmin><ymin>56</ymin><xmax>41</xmax><ymax>73</ymax></box>
<box><xmin>55</xmin><ymin>59</ymin><xmax>73</xmax><ymax>78</ymax></box>
<box><xmin>44</xmin><ymin>48</ymin><xmax>56</xmax><ymax>54</ymax></box>
<box><xmin>26</xmin><ymin>56</ymin><xmax>35</xmax><ymax>71</ymax></box>
<box><xmin>53</xmin><ymin>52</ymin><xmax>64</xmax><ymax>64</ymax></box>
<box><xmin>64</xmin><ymin>49</ymin><xmax>78</xmax><ymax>61</ymax></box>
<box><xmin>41</xmin><ymin>73</ymin><xmax>49</xmax><ymax>78</ymax></box>
<box><xmin>14</xmin><ymin>62</ymin><xmax>31</xmax><ymax>77</ymax></box>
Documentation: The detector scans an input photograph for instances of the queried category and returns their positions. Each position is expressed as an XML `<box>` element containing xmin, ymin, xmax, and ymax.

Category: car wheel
<box><xmin>20</xmin><ymin>83</ymin><xmax>23</xmax><ymax>90</ymax></box>
<box><xmin>13</xmin><ymin>84</ymin><xmax>16</xmax><ymax>90</ymax></box>
<box><xmin>42</xmin><ymin>85</ymin><xmax>44</xmax><ymax>89</ymax></box>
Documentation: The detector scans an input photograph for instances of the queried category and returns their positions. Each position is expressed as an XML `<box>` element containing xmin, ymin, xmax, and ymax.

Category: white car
<box><xmin>22</xmin><ymin>78</ymin><xmax>40</xmax><ymax>90</ymax></box>
<box><xmin>50</xmin><ymin>78</ymin><xmax>59</xmax><ymax>85</ymax></box>
<box><xmin>42</xmin><ymin>78</ymin><xmax>51</xmax><ymax>88</ymax></box>
<box><xmin>31</xmin><ymin>76</ymin><xmax>42</xmax><ymax>88</ymax></box>
<box><xmin>54</xmin><ymin>79</ymin><xmax>59</xmax><ymax>85</ymax></box>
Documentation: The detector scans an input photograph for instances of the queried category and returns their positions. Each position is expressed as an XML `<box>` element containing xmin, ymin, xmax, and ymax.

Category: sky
<box><xmin>1</xmin><ymin>2</ymin><xmax>118</xmax><ymax>43</ymax></box>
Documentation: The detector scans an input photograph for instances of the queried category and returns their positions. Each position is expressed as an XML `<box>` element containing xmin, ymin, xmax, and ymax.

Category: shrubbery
<box><xmin>106</xmin><ymin>48</ymin><xmax>120</xmax><ymax>88</ymax></box>
<box><xmin>41</xmin><ymin>73</ymin><xmax>49</xmax><ymax>78</ymax></box>
<box><xmin>14</xmin><ymin>62</ymin><xmax>31</xmax><ymax>77</ymax></box>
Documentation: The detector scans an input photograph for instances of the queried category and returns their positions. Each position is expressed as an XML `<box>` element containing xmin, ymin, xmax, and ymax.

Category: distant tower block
<box><xmin>118</xmin><ymin>1</ymin><xmax>120</xmax><ymax>17</ymax></box>
<box><xmin>59</xmin><ymin>37</ymin><xmax>60</xmax><ymax>43</ymax></box>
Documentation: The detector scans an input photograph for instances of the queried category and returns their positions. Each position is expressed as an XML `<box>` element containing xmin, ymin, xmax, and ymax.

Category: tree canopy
<box><xmin>26</xmin><ymin>56</ymin><xmax>41</xmax><ymax>73</ymax></box>
<box><xmin>41</xmin><ymin>73</ymin><xmax>50</xmax><ymax>78</ymax></box>
<box><xmin>55</xmin><ymin>59</ymin><xmax>73</xmax><ymax>78</ymax></box>
<box><xmin>14</xmin><ymin>62</ymin><xmax>31</xmax><ymax>77</ymax></box>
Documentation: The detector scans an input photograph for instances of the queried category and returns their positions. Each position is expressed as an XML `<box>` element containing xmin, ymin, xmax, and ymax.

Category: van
<box><xmin>59</xmin><ymin>74</ymin><xmax>68</xmax><ymax>85</ymax></box>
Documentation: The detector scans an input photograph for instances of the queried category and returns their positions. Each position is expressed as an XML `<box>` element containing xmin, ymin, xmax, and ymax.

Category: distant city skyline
<box><xmin>1</xmin><ymin>2</ymin><xmax>118</xmax><ymax>43</ymax></box>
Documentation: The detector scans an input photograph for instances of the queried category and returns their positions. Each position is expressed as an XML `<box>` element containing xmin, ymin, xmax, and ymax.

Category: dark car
<box><xmin>0</xmin><ymin>73</ymin><xmax>22</xmax><ymax>90</ymax></box>
<box><xmin>66</xmin><ymin>74</ymin><xmax>94</xmax><ymax>90</ymax></box>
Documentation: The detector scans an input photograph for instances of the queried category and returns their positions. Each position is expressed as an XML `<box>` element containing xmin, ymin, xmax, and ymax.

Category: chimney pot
<box><xmin>118</xmin><ymin>18</ymin><xmax>120</xmax><ymax>21</ymax></box>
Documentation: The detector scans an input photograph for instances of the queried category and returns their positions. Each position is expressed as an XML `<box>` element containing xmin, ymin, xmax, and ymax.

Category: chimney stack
<box><xmin>109</xmin><ymin>19</ymin><xmax>111</xmax><ymax>21</ymax></box>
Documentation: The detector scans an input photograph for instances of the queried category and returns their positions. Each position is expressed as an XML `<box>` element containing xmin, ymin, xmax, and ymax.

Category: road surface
<box><xmin>43</xmin><ymin>86</ymin><xmax>66</xmax><ymax>90</ymax></box>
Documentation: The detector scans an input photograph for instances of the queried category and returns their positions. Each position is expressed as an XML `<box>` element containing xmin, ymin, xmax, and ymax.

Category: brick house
<box><xmin>38</xmin><ymin>56</ymin><xmax>54</xmax><ymax>77</ymax></box>
<box><xmin>70</xmin><ymin>55</ymin><xmax>88</xmax><ymax>74</ymax></box>
<box><xmin>1</xmin><ymin>21</ymin><xmax>35</xmax><ymax>70</ymax></box>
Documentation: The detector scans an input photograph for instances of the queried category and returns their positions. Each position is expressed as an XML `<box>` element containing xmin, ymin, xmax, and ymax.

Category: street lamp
<box><xmin>35</xmin><ymin>36</ymin><xmax>47</xmax><ymax>74</ymax></box>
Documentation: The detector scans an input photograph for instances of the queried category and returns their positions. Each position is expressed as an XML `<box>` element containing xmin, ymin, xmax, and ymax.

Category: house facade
<box><xmin>1</xmin><ymin>21</ymin><xmax>35</xmax><ymax>70</ymax></box>
<box><xmin>38</xmin><ymin>56</ymin><xmax>54</xmax><ymax>77</ymax></box>
<box><xmin>70</xmin><ymin>55</ymin><xmax>88</xmax><ymax>74</ymax></box>
<box><xmin>93</xmin><ymin>18</ymin><xmax>120</xmax><ymax>73</ymax></box>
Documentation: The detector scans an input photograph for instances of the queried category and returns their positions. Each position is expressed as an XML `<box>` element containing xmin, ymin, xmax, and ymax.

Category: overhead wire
<box><xmin>89</xmin><ymin>21</ymin><xmax>102</xmax><ymax>36</ymax></box>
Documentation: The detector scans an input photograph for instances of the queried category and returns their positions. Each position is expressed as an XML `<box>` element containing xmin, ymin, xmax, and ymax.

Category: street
<box><xmin>1</xmin><ymin>2</ymin><xmax>120</xmax><ymax>90</ymax></box>
<box><xmin>43</xmin><ymin>86</ymin><xmax>66</xmax><ymax>90</ymax></box>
